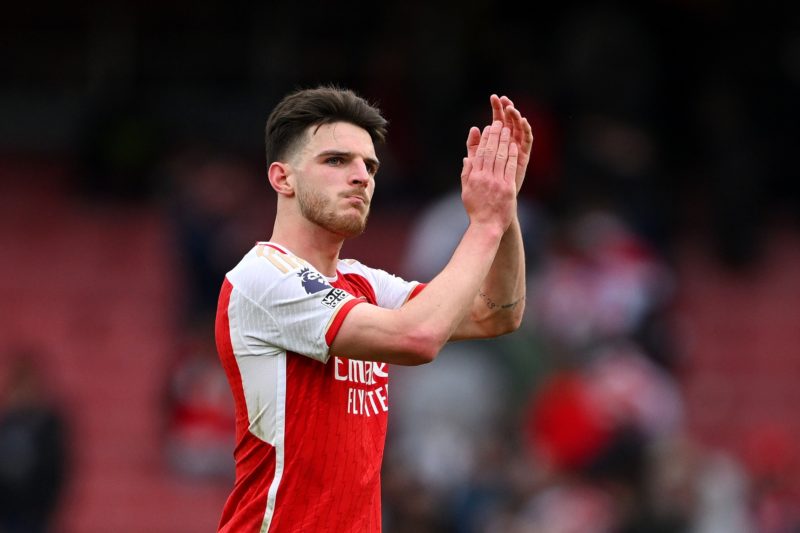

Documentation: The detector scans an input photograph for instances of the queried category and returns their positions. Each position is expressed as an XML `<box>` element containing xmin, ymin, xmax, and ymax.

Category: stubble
<box><xmin>296</xmin><ymin>185</ymin><xmax>369</xmax><ymax>238</ymax></box>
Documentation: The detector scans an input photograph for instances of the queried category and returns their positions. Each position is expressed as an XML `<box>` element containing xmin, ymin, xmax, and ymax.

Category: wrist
<box><xmin>500</xmin><ymin>215</ymin><xmax>521</xmax><ymax>238</ymax></box>
<box><xmin>467</xmin><ymin>220</ymin><xmax>506</xmax><ymax>241</ymax></box>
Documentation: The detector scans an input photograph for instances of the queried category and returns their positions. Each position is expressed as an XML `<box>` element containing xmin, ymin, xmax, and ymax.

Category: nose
<box><xmin>348</xmin><ymin>161</ymin><xmax>371</xmax><ymax>187</ymax></box>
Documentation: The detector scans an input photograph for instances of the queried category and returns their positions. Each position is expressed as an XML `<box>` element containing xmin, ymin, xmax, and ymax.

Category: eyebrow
<box><xmin>317</xmin><ymin>150</ymin><xmax>380</xmax><ymax>170</ymax></box>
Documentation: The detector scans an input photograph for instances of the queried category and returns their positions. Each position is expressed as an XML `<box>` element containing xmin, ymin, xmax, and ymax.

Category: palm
<box><xmin>466</xmin><ymin>95</ymin><xmax>533</xmax><ymax>194</ymax></box>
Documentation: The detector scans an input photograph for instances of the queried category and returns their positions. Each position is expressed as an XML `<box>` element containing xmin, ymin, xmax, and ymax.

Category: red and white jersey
<box><xmin>215</xmin><ymin>242</ymin><xmax>423</xmax><ymax>533</ymax></box>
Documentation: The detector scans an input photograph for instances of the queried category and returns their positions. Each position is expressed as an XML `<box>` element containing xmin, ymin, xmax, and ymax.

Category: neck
<box><xmin>270</xmin><ymin>215</ymin><xmax>344</xmax><ymax>278</ymax></box>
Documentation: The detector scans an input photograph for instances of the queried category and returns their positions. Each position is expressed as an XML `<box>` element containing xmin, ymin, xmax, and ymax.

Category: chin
<box><xmin>333</xmin><ymin>214</ymin><xmax>368</xmax><ymax>238</ymax></box>
<box><xmin>337</xmin><ymin>222</ymin><xmax>367</xmax><ymax>238</ymax></box>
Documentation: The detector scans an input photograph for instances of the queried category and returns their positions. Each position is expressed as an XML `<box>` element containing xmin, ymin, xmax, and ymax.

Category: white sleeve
<box><xmin>227</xmin><ymin>251</ymin><xmax>363</xmax><ymax>363</ymax></box>
<box><xmin>350</xmin><ymin>262</ymin><xmax>424</xmax><ymax>309</ymax></box>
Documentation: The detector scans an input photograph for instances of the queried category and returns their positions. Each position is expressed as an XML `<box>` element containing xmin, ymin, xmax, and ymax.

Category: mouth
<box><xmin>343</xmin><ymin>193</ymin><xmax>369</xmax><ymax>206</ymax></box>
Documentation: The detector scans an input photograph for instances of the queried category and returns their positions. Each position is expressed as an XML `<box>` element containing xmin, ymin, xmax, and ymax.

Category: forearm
<box><xmin>330</xmin><ymin>222</ymin><xmax>505</xmax><ymax>364</ymax></box>
<box><xmin>451</xmin><ymin>215</ymin><xmax>526</xmax><ymax>340</ymax></box>
<box><xmin>408</xmin><ymin>221</ymin><xmax>507</xmax><ymax>340</ymax></box>
<box><xmin>332</xmin><ymin>118</ymin><xmax>519</xmax><ymax>364</ymax></box>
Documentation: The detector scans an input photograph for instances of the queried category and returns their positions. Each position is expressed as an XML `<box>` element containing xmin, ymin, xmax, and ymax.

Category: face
<box><xmin>289</xmin><ymin>122</ymin><xmax>379</xmax><ymax>238</ymax></box>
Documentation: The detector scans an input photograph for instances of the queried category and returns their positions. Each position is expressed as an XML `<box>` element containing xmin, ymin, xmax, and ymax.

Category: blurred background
<box><xmin>1</xmin><ymin>1</ymin><xmax>799</xmax><ymax>531</ymax></box>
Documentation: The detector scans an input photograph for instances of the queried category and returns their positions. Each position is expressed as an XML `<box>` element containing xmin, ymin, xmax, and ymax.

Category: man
<box><xmin>215</xmin><ymin>86</ymin><xmax>532</xmax><ymax>532</ymax></box>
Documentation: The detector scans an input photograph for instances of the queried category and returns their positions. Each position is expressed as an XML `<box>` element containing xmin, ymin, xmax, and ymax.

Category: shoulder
<box><xmin>228</xmin><ymin>242</ymin><xmax>317</xmax><ymax>300</ymax></box>
<box><xmin>338</xmin><ymin>258</ymin><xmax>372</xmax><ymax>275</ymax></box>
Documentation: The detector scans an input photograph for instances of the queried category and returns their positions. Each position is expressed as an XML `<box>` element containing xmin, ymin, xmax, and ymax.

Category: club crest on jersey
<box><xmin>298</xmin><ymin>267</ymin><xmax>331</xmax><ymax>294</ymax></box>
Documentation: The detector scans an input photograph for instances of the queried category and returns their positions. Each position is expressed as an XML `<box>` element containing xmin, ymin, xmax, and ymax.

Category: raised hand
<box><xmin>466</xmin><ymin>94</ymin><xmax>533</xmax><ymax>194</ymax></box>
<box><xmin>460</xmin><ymin>120</ymin><xmax>518</xmax><ymax>233</ymax></box>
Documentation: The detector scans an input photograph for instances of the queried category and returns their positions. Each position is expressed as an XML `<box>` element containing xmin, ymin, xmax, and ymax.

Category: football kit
<box><xmin>215</xmin><ymin>242</ymin><xmax>423</xmax><ymax>532</ymax></box>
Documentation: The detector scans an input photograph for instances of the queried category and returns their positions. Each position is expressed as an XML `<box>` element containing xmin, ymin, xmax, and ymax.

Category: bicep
<box><xmin>329</xmin><ymin>302</ymin><xmax>435</xmax><ymax>366</ymax></box>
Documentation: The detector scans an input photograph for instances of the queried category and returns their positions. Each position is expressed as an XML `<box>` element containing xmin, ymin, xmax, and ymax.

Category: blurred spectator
<box><xmin>508</xmin><ymin>480</ymin><xmax>619</xmax><ymax>533</ymax></box>
<box><xmin>402</xmin><ymin>189</ymin><xmax>546</xmax><ymax>283</ymax></box>
<box><xmin>161</xmin><ymin>145</ymin><xmax>269</xmax><ymax>325</ymax></box>
<box><xmin>741</xmin><ymin>424</ymin><xmax>800</xmax><ymax>533</ymax></box>
<box><xmin>389</xmin><ymin>343</ymin><xmax>510</xmax><ymax>492</ymax></box>
<box><xmin>523</xmin><ymin>369</ymin><xmax>614</xmax><ymax>474</ymax></box>
<box><xmin>582</xmin><ymin>342</ymin><xmax>683</xmax><ymax>442</ymax></box>
<box><xmin>0</xmin><ymin>349</ymin><xmax>69</xmax><ymax>533</ymax></box>
<box><xmin>519</xmin><ymin>342</ymin><xmax>759</xmax><ymax>533</ymax></box>
<box><xmin>527</xmin><ymin>208</ymin><xmax>677</xmax><ymax>369</ymax></box>
<box><xmin>638</xmin><ymin>434</ymin><xmax>754</xmax><ymax>533</ymax></box>
<box><xmin>384</xmin><ymin>342</ymin><xmax>511</xmax><ymax>532</ymax></box>
<box><xmin>522</xmin><ymin>340</ymin><xmax>684</xmax><ymax>479</ymax></box>
<box><xmin>163</xmin><ymin>326</ymin><xmax>235</xmax><ymax>482</ymax></box>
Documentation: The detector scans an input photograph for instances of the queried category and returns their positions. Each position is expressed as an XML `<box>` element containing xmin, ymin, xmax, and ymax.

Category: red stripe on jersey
<box><xmin>323</xmin><ymin>271</ymin><xmax>376</xmax><ymax>346</ymax></box>
<box><xmin>324</xmin><ymin>298</ymin><xmax>365</xmax><ymax>346</ymax></box>
<box><xmin>408</xmin><ymin>282</ymin><xmax>427</xmax><ymax>301</ymax></box>
<box><xmin>215</xmin><ymin>279</ymin><xmax>248</xmax><ymax>440</ymax></box>
<box><xmin>218</xmin><ymin>433</ymin><xmax>276</xmax><ymax>532</ymax></box>
<box><xmin>216</xmin><ymin>279</ymin><xmax>276</xmax><ymax>533</ymax></box>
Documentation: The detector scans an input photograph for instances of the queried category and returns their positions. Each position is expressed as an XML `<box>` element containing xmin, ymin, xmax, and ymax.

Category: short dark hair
<box><xmin>264</xmin><ymin>86</ymin><xmax>388</xmax><ymax>164</ymax></box>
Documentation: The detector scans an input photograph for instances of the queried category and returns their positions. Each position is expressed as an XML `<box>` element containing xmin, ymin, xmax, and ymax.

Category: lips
<box><xmin>343</xmin><ymin>192</ymin><xmax>369</xmax><ymax>206</ymax></box>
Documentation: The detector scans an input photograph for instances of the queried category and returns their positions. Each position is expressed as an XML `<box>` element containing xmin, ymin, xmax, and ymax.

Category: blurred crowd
<box><xmin>3</xmin><ymin>1</ymin><xmax>800</xmax><ymax>531</ymax></box>
<box><xmin>385</xmin><ymin>201</ymin><xmax>747</xmax><ymax>532</ymax></box>
<box><xmin>0</xmin><ymin>349</ymin><xmax>69</xmax><ymax>533</ymax></box>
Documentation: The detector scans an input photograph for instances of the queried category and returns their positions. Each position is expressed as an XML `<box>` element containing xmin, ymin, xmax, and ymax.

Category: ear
<box><xmin>268</xmin><ymin>162</ymin><xmax>295</xmax><ymax>197</ymax></box>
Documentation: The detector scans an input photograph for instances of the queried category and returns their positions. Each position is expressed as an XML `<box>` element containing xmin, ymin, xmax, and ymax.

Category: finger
<box><xmin>466</xmin><ymin>126</ymin><xmax>481</xmax><ymax>158</ymax></box>
<box><xmin>505</xmin><ymin>142</ymin><xmax>518</xmax><ymax>185</ymax></box>
<box><xmin>460</xmin><ymin>157</ymin><xmax>472</xmax><ymax>187</ymax></box>
<box><xmin>522</xmin><ymin>117</ymin><xmax>534</xmax><ymax>153</ymax></box>
<box><xmin>506</xmin><ymin>106</ymin><xmax>522</xmax><ymax>141</ymax></box>
<box><xmin>499</xmin><ymin>95</ymin><xmax>514</xmax><ymax>110</ymax></box>
<box><xmin>495</xmin><ymin>127</ymin><xmax>511</xmax><ymax>176</ymax></box>
<box><xmin>474</xmin><ymin>125</ymin><xmax>491</xmax><ymax>172</ymax></box>
<box><xmin>483</xmin><ymin>120</ymin><xmax>503</xmax><ymax>173</ymax></box>
<box><xmin>490</xmin><ymin>94</ymin><xmax>503</xmax><ymax>123</ymax></box>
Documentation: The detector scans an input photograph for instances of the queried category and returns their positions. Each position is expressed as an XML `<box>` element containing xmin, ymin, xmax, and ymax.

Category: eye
<box><xmin>325</xmin><ymin>156</ymin><xmax>344</xmax><ymax>166</ymax></box>
<box><xmin>365</xmin><ymin>162</ymin><xmax>377</xmax><ymax>175</ymax></box>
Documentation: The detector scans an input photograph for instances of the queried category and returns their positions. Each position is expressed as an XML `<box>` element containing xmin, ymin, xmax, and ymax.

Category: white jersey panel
<box><xmin>226</xmin><ymin>288</ymin><xmax>283</xmax><ymax>444</ymax></box>
<box><xmin>226</xmin><ymin>244</ymin><xmax>361</xmax><ymax>364</ymax></box>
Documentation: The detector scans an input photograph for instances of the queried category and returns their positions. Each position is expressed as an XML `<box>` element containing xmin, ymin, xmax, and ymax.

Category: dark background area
<box><xmin>1</xmin><ymin>1</ymin><xmax>800</xmax><ymax>532</ymax></box>
<box><xmin>3</xmin><ymin>1</ymin><xmax>798</xmax><ymax>251</ymax></box>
